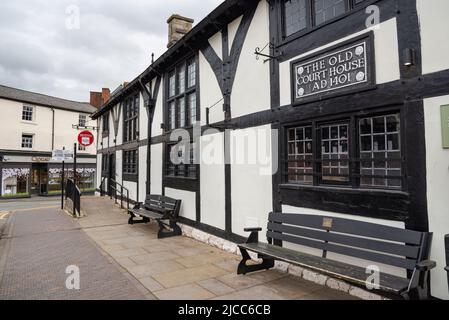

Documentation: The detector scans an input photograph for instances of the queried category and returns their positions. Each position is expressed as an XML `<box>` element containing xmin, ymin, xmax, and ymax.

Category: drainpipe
<box><xmin>445</xmin><ymin>235</ymin><xmax>449</xmax><ymax>289</ymax></box>
<box><xmin>51</xmin><ymin>108</ymin><xmax>55</xmax><ymax>150</ymax></box>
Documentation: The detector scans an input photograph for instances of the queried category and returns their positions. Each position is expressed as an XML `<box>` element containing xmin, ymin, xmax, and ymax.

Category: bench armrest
<box><xmin>416</xmin><ymin>260</ymin><xmax>437</xmax><ymax>271</ymax></box>
<box><xmin>244</xmin><ymin>227</ymin><xmax>262</xmax><ymax>233</ymax></box>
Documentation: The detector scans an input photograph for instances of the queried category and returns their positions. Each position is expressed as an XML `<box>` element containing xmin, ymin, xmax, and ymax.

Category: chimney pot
<box><xmin>167</xmin><ymin>14</ymin><xmax>194</xmax><ymax>48</ymax></box>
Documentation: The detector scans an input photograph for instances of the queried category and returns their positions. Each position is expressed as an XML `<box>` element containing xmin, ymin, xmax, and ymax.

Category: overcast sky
<box><xmin>0</xmin><ymin>0</ymin><xmax>223</xmax><ymax>102</ymax></box>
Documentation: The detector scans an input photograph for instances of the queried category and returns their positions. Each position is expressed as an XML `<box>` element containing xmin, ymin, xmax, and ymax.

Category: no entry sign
<box><xmin>78</xmin><ymin>131</ymin><xmax>95</xmax><ymax>147</ymax></box>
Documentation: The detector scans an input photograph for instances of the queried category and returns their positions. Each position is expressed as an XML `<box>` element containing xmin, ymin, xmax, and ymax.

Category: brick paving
<box><xmin>79</xmin><ymin>196</ymin><xmax>360</xmax><ymax>300</ymax></box>
<box><xmin>0</xmin><ymin>206</ymin><xmax>153</xmax><ymax>300</ymax></box>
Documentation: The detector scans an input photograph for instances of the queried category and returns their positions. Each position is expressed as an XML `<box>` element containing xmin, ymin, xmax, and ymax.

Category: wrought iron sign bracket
<box><xmin>254</xmin><ymin>43</ymin><xmax>282</xmax><ymax>63</ymax></box>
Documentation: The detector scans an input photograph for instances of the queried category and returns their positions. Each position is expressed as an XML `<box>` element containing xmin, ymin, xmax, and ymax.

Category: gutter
<box><xmin>51</xmin><ymin>108</ymin><xmax>55</xmax><ymax>150</ymax></box>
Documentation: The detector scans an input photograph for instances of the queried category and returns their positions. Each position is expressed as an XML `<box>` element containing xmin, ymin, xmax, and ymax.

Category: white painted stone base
<box><xmin>178</xmin><ymin>223</ymin><xmax>389</xmax><ymax>300</ymax></box>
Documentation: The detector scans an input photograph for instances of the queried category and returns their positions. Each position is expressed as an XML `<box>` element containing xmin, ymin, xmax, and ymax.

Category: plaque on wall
<box><xmin>291</xmin><ymin>32</ymin><xmax>375</xmax><ymax>105</ymax></box>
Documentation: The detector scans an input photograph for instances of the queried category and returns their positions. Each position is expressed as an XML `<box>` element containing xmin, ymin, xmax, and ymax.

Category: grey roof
<box><xmin>0</xmin><ymin>84</ymin><xmax>97</xmax><ymax>114</ymax></box>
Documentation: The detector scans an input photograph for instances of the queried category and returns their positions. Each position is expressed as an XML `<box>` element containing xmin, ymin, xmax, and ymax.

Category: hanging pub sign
<box><xmin>291</xmin><ymin>32</ymin><xmax>375</xmax><ymax>104</ymax></box>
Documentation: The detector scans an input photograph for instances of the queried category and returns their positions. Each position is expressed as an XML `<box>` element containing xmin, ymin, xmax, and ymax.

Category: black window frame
<box><xmin>164</xmin><ymin>55</ymin><xmax>199</xmax><ymax>180</ymax></box>
<box><xmin>102</xmin><ymin>113</ymin><xmax>110</xmax><ymax>138</ymax></box>
<box><xmin>280</xmin><ymin>0</ymin><xmax>368</xmax><ymax>42</ymax></box>
<box><xmin>122</xmin><ymin>149</ymin><xmax>138</xmax><ymax>182</ymax></box>
<box><xmin>165</xmin><ymin>57</ymin><xmax>198</xmax><ymax>132</ymax></box>
<box><xmin>283</xmin><ymin>109</ymin><xmax>404</xmax><ymax>191</ymax></box>
<box><xmin>123</xmin><ymin>94</ymin><xmax>140</xmax><ymax>143</ymax></box>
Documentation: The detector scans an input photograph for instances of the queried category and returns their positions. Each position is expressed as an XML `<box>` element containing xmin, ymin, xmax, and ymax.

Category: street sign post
<box><xmin>52</xmin><ymin>148</ymin><xmax>74</xmax><ymax>210</ymax></box>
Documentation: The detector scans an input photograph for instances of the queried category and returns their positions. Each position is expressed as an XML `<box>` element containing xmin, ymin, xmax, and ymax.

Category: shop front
<box><xmin>1</xmin><ymin>156</ymin><xmax>96</xmax><ymax>199</ymax></box>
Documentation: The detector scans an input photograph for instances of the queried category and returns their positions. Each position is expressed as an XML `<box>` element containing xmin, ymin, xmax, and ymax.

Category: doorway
<box><xmin>107</xmin><ymin>153</ymin><xmax>116</xmax><ymax>196</ymax></box>
<box><xmin>31</xmin><ymin>164</ymin><xmax>48</xmax><ymax>196</ymax></box>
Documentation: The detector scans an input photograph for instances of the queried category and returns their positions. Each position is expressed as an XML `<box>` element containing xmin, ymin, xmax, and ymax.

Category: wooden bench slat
<box><xmin>240</xmin><ymin>242</ymin><xmax>410</xmax><ymax>294</ymax></box>
<box><xmin>131</xmin><ymin>209</ymin><xmax>164</xmax><ymax>220</ymax></box>
<box><xmin>269</xmin><ymin>213</ymin><xmax>423</xmax><ymax>245</ymax></box>
<box><xmin>267</xmin><ymin>222</ymin><xmax>421</xmax><ymax>259</ymax></box>
<box><xmin>267</xmin><ymin>231</ymin><xmax>417</xmax><ymax>270</ymax></box>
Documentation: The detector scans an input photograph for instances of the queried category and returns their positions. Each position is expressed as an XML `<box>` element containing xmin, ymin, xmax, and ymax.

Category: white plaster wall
<box><xmin>96</xmin><ymin>153</ymin><xmax>102</xmax><ymax>189</ymax></box>
<box><xmin>230</xmin><ymin>125</ymin><xmax>273</xmax><ymax>237</ymax></box>
<box><xmin>279</xmin><ymin>18</ymin><xmax>400</xmax><ymax>106</ymax></box>
<box><xmin>138</xmin><ymin>145</ymin><xmax>147</xmax><ymax>202</ymax></box>
<box><xmin>0</xmin><ymin>98</ymin><xmax>96</xmax><ymax>154</ymax></box>
<box><xmin>228</xmin><ymin>16</ymin><xmax>243</xmax><ymax>50</ymax></box>
<box><xmin>208</xmin><ymin>31</ymin><xmax>223</xmax><ymax>61</ymax></box>
<box><xmin>230</xmin><ymin>1</ymin><xmax>271</xmax><ymax>118</ymax></box>
<box><xmin>123</xmin><ymin>181</ymin><xmax>138</xmax><ymax>202</ymax></box>
<box><xmin>424</xmin><ymin>95</ymin><xmax>449</xmax><ymax>300</ymax></box>
<box><xmin>139</xmin><ymin>92</ymin><xmax>148</xmax><ymax>140</ymax></box>
<box><xmin>200</xmin><ymin>132</ymin><xmax>226</xmax><ymax>230</ymax></box>
<box><xmin>282</xmin><ymin>205</ymin><xmax>406</xmax><ymax>278</ymax></box>
<box><xmin>150</xmin><ymin>144</ymin><xmax>163</xmax><ymax>195</ymax></box>
<box><xmin>165</xmin><ymin>187</ymin><xmax>196</xmax><ymax>221</ymax></box>
<box><xmin>199</xmin><ymin>51</ymin><xmax>224</xmax><ymax>125</ymax></box>
<box><xmin>115</xmin><ymin>150</ymin><xmax>123</xmax><ymax>185</ymax></box>
<box><xmin>152</xmin><ymin>77</ymin><xmax>164</xmax><ymax>137</ymax></box>
<box><xmin>418</xmin><ymin>0</ymin><xmax>449</xmax><ymax>74</ymax></box>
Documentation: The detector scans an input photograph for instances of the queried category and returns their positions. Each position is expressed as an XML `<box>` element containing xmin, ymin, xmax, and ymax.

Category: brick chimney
<box><xmin>167</xmin><ymin>14</ymin><xmax>194</xmax><ymax>48</ymax></box>
<box><xmin>90</xmin><ymin>88</ymin><xmax>110</xmax><ymax>109</ymax></box>
<box><xmin>102</xmin><ymin>88</ymin><xmax>110</xmax><ymax>104</ymax></box>
<box><xmin>90</xmin><ymin>92</ymin><xmax>102</xmax><ymax>109</ymax></box>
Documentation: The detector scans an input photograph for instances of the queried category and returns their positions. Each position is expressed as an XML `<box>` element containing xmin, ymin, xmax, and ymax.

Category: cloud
<box><xmin>0</xmin><ymin>0</ymin><xmax>224</xmax><ymax>101</ymax></box>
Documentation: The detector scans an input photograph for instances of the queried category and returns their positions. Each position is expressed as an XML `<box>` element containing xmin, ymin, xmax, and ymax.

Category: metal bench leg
<box><xmin>128</xmin><ymin>212</ymin><xmax>150</xmax><ymax>225</ymax></box>
<box><xmin>157</xmin><ymin>220</ymin><xmax>182</xmax><ymax>239</ymax></box>
<box><xmin>403</xmin><ymin>269</ymin><xmax>432</xmax><ymax>300</ymax></box>
<box><xmin>237</xmin><ymin>247</ymin><xmax>274</xmax><ymax>275</ymax></box>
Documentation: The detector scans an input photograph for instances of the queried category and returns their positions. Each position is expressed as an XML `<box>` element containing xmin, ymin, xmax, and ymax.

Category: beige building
<box><xmin>0</xmin><ymin>85</ymin><xmax>99</xmax><ymax>198</ymax></box>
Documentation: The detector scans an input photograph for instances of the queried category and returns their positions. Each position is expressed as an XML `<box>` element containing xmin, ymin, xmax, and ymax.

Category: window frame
<box><xmin>22</xmin><ymin>105</ymin><xmax>34</xmax><ymax>122</ymax></box>
<box><xmin>280</xmin><ymin>0</ymin><xmax>369</xmax><ymax>43</ymax></box>
<box><xmin>282</xmin><ymin>109</ymin><xmax>405</xmax><ymax>191</ymax></box>
<box><xmin>102</xmin><ymin>113</ymin><xmax>110</xmax><ymax>138</ymax></box>
<box><xmin>123</xmin><ymin>94</ymin><xmax>140</xmax><ymax>143</ymax></box>
<box><xmin>165</xmin><ymin>57</ymin><xmax>198</xmax><ymax>132</ymax></box>
<box><xmin>79</xmin><ymin>114</ymin><xmax>87</xmax><ymax>127</ymax></box>
<box><xmin>21</xmin><ymin>134</ymin><xmax>34</xmax><ymax>149</ymax></box>
<box><xmin>122</xmin><ymin>149</ymin><xmax>138</xmax><ymax>182</ymax></box>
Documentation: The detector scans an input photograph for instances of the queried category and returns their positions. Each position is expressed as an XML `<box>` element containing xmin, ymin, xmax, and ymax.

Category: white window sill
<box><xmin>21</xmin><ymin>120</ymin><xmax>38</xmax><ymax>125</ymax></box>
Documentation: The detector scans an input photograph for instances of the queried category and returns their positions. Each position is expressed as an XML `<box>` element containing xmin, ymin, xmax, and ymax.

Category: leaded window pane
<box><xmin>314</xmin><ymin>0</ymin><xmax>346</xmax><ymax>26</ymax></box>
<box><xmin>283</xmin><ymin>0</ymin><xmax>307</xmax><ymax>37</ymax></box>
<box><xmin>287</xmin><ymin>125</ymin><xmax>313</xmax><ymax>184</ymax></box>
<box><xmin>359</xmin><ymin>114</ymin><xmax>401</xmax><ymax>189</ymax></box>
<box><xmin>320</xmin><ymin>123</ymin><xmax>349</xmax><ymax>183</ymax></box>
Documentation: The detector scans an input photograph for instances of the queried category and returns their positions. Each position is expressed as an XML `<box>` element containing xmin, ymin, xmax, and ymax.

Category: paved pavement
<box><xmin>0</xmin><ymin>196</ymin><xmax>360</xmax><ymax>300</ymax></box>
<box><xmin>79</xmin><ymin>197</ymin><xmax>359</xmax><ymax>300</ymax></box>
<box><xmin>0</xmin><ymin>204</ymin><xmax>153</xmax><ymax>300</ymax></box>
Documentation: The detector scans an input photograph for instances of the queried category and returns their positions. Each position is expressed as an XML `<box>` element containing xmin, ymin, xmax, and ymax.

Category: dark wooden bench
<box><xmin>128</xmin><ymin>195</ymin><xmax>182</xmax><ymax>239</ymax></box>
<box><xmin>238</xmin><ymin>212</ymin><xmax>436</xmax><ymax>300</ymax></box>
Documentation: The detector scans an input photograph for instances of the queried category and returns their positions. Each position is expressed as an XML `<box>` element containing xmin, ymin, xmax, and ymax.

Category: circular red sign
<box><xmin>78</xmin><ymin>131</ymin><xmax>94</xmax><ymax>147</ymax></box>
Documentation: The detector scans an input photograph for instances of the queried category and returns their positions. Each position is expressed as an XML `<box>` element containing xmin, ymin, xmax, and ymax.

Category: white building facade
<box><xmin>0</xmin><ymin>85</ymin><xmax>98</xmax><ymax>198</ymax></box>
<box><xmin>92</xmin><ymin>0</ymin><xmax>449</xmax><ymax>299</ymax></box>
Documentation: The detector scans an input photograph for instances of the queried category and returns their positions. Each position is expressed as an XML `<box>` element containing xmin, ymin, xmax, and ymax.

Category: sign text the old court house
<box><xmin>292</xmin><ymin>33</ymin><xmax>374</xmax><ymax>103</ymax></box>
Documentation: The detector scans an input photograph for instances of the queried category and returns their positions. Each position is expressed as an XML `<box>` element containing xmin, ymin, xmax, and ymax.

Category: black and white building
<box><xmin>92</xmin><ymin>0</ymin><xmax>449</xmax><ymax>299</ymax></box>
